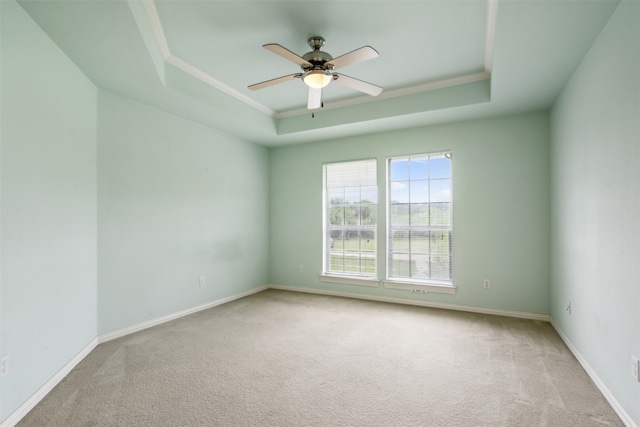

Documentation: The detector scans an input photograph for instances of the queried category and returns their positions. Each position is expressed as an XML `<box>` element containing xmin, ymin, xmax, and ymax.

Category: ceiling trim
<box><xmin>140</xmin><ymin>0</ymin><xmax>276</xmax><ymax>116</ymax></box>
<box><xmin>274</xmin><ymin>72</ymin><xmax>491</xmax><ymax>119</ymax></box>
<box><xmin>141</xmin><ymin>0</ymin><xmax>170</xmax><ymax>59</ymax></box>
<box><xmin>165</xmin><ymin>54</ymin><xmax>276</xmax><ymax>116</ymax></box>
<box><xmin>484</xmin><ymin>0</ymin><xmax>498</xmax><ymax>72</ymax></box>
<box><xmin>139</xmin><ymin>0</ymin><xmax>497</xmax><ymax>119</ymax></box>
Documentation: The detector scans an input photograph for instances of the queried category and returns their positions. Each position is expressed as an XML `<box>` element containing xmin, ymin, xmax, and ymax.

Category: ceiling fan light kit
<box><xmin>302</xmin><ymin>70</ymin><xmax>332</xmax><ymax>89</ymax></box>
<box><xmin>248</xmin><ymin>36</ymin><xmax>382</xmax><ymax>110</ymax></box>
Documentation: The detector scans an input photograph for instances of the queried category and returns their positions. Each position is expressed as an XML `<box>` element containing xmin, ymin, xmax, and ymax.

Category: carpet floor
<box><xmin>18</xmin><ymin>289</ymin><xmax>622</xmax><ymax>426</ymax></box>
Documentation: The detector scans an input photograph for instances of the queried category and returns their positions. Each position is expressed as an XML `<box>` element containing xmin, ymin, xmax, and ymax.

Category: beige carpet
<box><xmin>19</xmin><ymin>290</ymin><xmax>622</xmax><ymax>426</ymax></box>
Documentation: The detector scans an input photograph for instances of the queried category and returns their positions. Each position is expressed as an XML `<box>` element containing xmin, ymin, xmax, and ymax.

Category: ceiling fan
<box><xmin>248</xmin><ymin>37</ymin><xmax>383</xmax><ymax>110</ymax></box>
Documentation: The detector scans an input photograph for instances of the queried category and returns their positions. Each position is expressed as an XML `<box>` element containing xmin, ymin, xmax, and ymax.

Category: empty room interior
<box><xmin>1</xmin><ymin>0</ymin><xmax>639</xmax><ymax>425</ymax></box>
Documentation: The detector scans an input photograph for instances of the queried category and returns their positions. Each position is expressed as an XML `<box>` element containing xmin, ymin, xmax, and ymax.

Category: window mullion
<box><xmin>323</xmin><ymin>159</ymin><xmax>377</xmax><ymax>279</ymax></box>
<box><xmin>387</xmin><ymin>152</ymin><xmax>452</xmax><ymax>284</ymax></box>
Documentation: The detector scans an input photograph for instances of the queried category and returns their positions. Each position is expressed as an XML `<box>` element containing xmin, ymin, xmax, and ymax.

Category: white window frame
<box><xmin>321</xmin><ymin>159</ymin><xmax>378</xmax><ymax>285</ymax></box>
<box><xmin>384</xmin><ymin>151</ymin><xmax>455</xmax><ymax>293</ymax></box>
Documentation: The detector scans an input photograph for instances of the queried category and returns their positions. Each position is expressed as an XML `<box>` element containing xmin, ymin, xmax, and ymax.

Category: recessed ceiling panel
<box><xmin>154</xmin><ymin>0</ymin><xmax>488</xmax><ymax>112</ymax></box>
<box><xmin>15</xmin><ymin>0</ymin><xmax>620</xmax><ymax>145</ymax></box>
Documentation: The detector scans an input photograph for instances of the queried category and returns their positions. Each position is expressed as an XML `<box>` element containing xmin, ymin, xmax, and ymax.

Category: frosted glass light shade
<box><xmin>303</xmin><ymin>71</ymin><xmax>331</xmax><ymax>89</ymax></box>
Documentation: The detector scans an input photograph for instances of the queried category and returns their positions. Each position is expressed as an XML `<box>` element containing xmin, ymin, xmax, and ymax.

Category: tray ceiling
<box><xmin>16</xmin><ymin>0</ymin><xmax>619</xmax><ymax>146</ymax></box>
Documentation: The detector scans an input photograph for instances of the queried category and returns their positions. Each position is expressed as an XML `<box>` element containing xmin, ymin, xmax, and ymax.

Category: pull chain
<box><xmin>312</xmin><ymin>102</ymin><xmax>324</xmax><ymax>118</ymax></box>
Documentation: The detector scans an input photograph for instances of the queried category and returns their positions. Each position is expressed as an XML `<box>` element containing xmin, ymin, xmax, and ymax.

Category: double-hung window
<box><xmin>387</xmin><ymin>152</ymin><xmax>453</xmax><ymax>284</ymax></box>
<box><xmin>323</xmin><ymin>159</ymin><xmax>377</xmax><ymax>278</ymax></box>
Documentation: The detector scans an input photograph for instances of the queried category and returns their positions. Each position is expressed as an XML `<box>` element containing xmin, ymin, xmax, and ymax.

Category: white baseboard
<box><xmin>1</xmin><ymin>286</ymin><xmax>268</xmax><ymax>427</ymax></box>
<box><xmin>269</xmin><ymin>284</ymin><xmax>551</xmax><ymax>322</ymax></box>
<box><xmin>1</xmin><ymin>337</ymin><xmax>98</xmax><ymax>427</ymax></box>
<box><xmin>270</xmin><ymin>285</ymin><xmax>636</xmax><ymax>425</ymax></box>
<box><xmin>9</xmin><ymin>286</ymin><xmax>632</xmax><ymax>427</ymax></box>
<box><xmin>98</xmin><ymin>285</ymin><xmax>269</xmax><ymax>343</ymax></box>
<box><xmin>550</xmin><ymin>319</ymin><xmax>637</xmax><ymax>427</ymax></box>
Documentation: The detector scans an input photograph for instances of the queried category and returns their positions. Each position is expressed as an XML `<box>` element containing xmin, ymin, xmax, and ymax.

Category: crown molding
<box><xmin>139</xmin><ymin>0</ymin><xmax>276</xmax><ymax>117</ymax></box>
<box><xmin>165</xmin><ymin>55</ymin><xmax>276</xmax><ymax>116</ymax></box>
<box><xmin>485</xmin><ymin>0</ymin><xmax>498</xmax><ymax>73</ymax></box>
<box><xmin>141</xmin><ymin>0</ymin><xmax>170</xmax><ymax>59</ymax></box>
<box><xmin>139</xmin><ymin>0</ymin><xmax>497</xmax><ymax>119</ymax></box>
<box><xmin>274</xmin><ymin>72</ymin><xmax>490</xmax><ymax>119</ymax></box>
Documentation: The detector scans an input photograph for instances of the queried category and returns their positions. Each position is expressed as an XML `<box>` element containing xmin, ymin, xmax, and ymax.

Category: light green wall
<box><xmin>97</xmin><ymin>91</ymin><xmax>270</xmax><ymax>334</ymax></box>
<box><xmin>0</xmin><ymin>2</ymin><xmax>270</xmax><ymax>420</ymax></box>
<box><xmin>0</xmin><ymin>0</ymin><xmax>98</xmax><ymax>419</ymax></box>
<box><xmin>3</xmin><ymin>0</ymin><xmax>638</xmax><ymax>424</ymax></box>
<box><xmin>270</xmin><ymin>112</ymin><xmax>550</xmax><ymax>315</ymax></box>
<box><xmin>550</xmin><ymin>1</ymin><xmax>640</xmax><ymax>424</ymax></box>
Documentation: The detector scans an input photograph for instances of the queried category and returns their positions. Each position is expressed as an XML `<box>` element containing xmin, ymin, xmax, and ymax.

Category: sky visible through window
<box><xmin>388</xmin><ymin>153</ymin><xmax>452</xmax><ymax>283</ymax></box>
<box><xmin>389</xmin><ymin>155</ymin><xmax>451</xmax><ymax>204</ymax></box>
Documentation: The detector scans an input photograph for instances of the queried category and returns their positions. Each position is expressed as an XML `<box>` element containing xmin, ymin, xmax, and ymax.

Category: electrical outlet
<box><xmin>483</xmin><ymin>279</ymin><xmax>491</xmax><ymax>289</ymax></box>
<box><xmin>199</xmin><ymin>277</ymin><xmax>205</xmax><ymax>288</ymax></box>
<box><xmin>632</xmin><ymin>356</ymin><xmax>639</xmax><ymax>382</ymax></box>
<box><xmin>298</xmin><ymin>265</ymin><xmax>303</xmax><ymax>273</ymax></box>
<box><xmin>1</xmin><ymin>355</ymin><xmax>8</xmax><ymax>378</ymax></box>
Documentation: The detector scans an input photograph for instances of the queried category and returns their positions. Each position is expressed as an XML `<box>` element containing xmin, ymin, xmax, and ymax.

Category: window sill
<box><xmin>319</xmin><ymin>274</ymin><xmax>380</xmax><ymax>288</ymax></box>
<box><xmin>383</xmin><ymin>280</ymin><xmax>456</xmax><ymax>295</ymax></box>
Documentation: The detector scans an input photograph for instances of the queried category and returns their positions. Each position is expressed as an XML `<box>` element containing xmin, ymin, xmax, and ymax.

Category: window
<box><xmin>387</xmin><ymin>152</ymin><xmax>452</xmax><ymax>284</ymax></box>
<box><xmin>323</xmin><ymin>159</ymin><xmax>377</xmax><ymax>278</ymax></box>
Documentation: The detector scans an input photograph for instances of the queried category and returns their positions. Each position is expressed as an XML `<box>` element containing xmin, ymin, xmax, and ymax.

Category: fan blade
<box><xmin>248</xmin><ymin>73</ymin><xmax>301</xmax><ymax>91</ymax></box>
<box><xmin>326</xmin><ymin>46</ymin><xmax>379</xmax><ymax>70</ymax></box>
<box><xmin>307</xmin><ymin>87</ymin><xmax>322</xmax><ymax>110</ymax></box>
<box><xmin>333</xmin><ymin>73</ymin><xmax>383</xmax><ymax>96</ymax></box>
<box><xmin>263</xmin><ymin>44</ymin><xmax>312</xmax><ymax>67</ymax></box>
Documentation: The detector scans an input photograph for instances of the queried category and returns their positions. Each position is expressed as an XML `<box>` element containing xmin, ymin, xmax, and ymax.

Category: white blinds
<box><xmin>325</xmin><ymin>159</ymin><xmax>377</xmax><ymax>189</ymax></box>
<box><xmin>324</xmin><ymin>159</ymin><xmax>377</xmax><ymax>277</ymax></box>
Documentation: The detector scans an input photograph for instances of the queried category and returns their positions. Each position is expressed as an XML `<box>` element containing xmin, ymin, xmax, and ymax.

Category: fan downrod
<box><xmin>307</xmin><ymin>37</ymin><xmax>325</xmax><ymax>51</ymax></box>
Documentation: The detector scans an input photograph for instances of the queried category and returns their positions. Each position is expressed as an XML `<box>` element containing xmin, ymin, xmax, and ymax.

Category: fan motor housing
<box><xmin>247</xmin><ymin>36</ymin><xmax>382</xmax><ymax>105</ymax></box>
<box><xmin>302</xmin><ymin>50</ymin><xmax>333</xmax><ymax>70</ymax></box>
